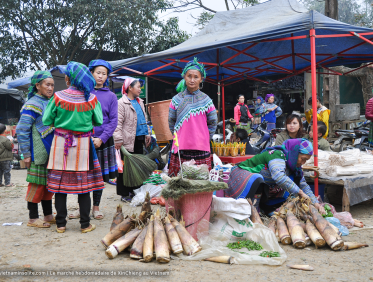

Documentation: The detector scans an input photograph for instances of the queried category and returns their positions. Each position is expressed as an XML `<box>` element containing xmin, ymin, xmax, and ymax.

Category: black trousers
<box><xmin>55</xmin><ymin>193</ymin><xmax>91</xmax><ymax>229</ymax></box>
<box><xmin>116</xmin><ymin>136</ymin><xmax>144</xmax><ymax>197</ymax></box>
<box><xmin>27</xmin><ymin>200</ymin><xmax>53</xmax><ymax>219</ymax></box>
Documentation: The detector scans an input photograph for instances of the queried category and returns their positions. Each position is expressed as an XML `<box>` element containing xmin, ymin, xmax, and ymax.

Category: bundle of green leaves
<box><xmin>323</xmin><ymin>204</ymin><xmax>333</xmax><ymax>218</ymax></box>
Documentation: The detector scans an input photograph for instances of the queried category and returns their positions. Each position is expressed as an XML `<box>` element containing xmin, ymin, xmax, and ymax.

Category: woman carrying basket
<box><xmin>168</xmin><ymin>58</ymin><xmax>218</xmax><ymax>177</ymax></box>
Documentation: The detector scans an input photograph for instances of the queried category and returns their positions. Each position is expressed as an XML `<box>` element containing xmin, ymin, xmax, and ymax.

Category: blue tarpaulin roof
<box><xmin>108</xmin><ymin>0</ymin><xmax>373</xmax><ymax>84</ymax></box>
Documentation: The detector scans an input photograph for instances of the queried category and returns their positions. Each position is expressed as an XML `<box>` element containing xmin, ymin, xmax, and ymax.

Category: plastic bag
<box><xmin>326</xmin><ymin>217</ymin><xmax>349</xmax><ymax>236</ymax></box>
<box><xmin>213</xmin><ymin>154</ymin><xmax>223</xmax><ymax>167</ymax></box>
<box><xmin>333</xmin><ymin>211</ymin><xmax>355</xmax><ymax>229</ymax></box>
<box><xmin>179</xmin><ymin>222</ymin><xmax>287</xmax><ymax>265</ymax></box>
<box><xmin>115</xmin><ymin>149</ymin><xmax>123</xmax><ymax>173</ymax></box>
<box><xmin>179</xmin><ymin>159</ymin><xmax>209</xmax><ymax>180</ymax></box>
<box><xmin>130</xmin><ymin>183</ymin><xmax>163</xmax><ymax>207</ymax></box>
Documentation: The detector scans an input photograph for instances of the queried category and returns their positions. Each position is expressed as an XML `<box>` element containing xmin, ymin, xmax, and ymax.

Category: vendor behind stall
<box><xmin>230</xmin><ymin>129</ymin><xmax>256</xmax><ymax>155</ymax></box>
<box><xmin>226</xmin><ymin>138</ymin><xmax>325</xmax><ymax>215</ymax></box>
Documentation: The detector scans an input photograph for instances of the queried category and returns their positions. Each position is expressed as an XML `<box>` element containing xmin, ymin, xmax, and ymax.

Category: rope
<box><xmin>185</xmin><ymin>197</ymin><xmax>213</xmax><ymax>228</ymax></box>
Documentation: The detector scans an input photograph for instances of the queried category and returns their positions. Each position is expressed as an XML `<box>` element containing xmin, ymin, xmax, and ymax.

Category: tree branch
<box><xmin>197</xmin><ymin>0</ymin><xmax>217</xmax><ymax>13</ymax></box>
<box><xmin>21</xmin><ymin>30</ymin><xmax>42</xmax><ymax>69</ymax></box>
<box><xmin>224</xmin><ymin>0</ymin><xmax>230</xmax><ymax>10</ymax></box>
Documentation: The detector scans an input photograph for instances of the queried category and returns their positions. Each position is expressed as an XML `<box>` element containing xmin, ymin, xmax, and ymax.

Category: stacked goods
<box><xmin>266</xmin><ymin>197</ymin><xmax>369</xmax><ymax>251</ymax></box>
<box><xmin>102</xmin><ymin>197</ymin><xmax>202</xmax><ymax>262</ymax></box>
<box><xmin>211</xmin><ymin>142</ymin><xmax>247</xmax><ymax>157</ymax></box>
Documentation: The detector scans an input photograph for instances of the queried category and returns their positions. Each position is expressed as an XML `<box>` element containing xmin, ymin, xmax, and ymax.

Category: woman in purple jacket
<box><xmin>68</xmin><ymin>60</ymin><xmax>118</xmax><ymax>220</ymax></box>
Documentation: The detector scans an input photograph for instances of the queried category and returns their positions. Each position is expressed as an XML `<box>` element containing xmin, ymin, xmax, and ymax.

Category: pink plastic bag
<box><xmin>333</xmin><ymin>212</ymin><xmax>355</xmax><ymax>229</ymax></box>
<box><xmin>116</xmin><ymin>149</ymin><xmax>123</xmax><ymax>173</ymax></box>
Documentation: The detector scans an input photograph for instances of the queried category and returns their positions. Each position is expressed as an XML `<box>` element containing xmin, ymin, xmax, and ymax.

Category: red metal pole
<box><xmin>222</xmin><ymin>83</ymin><xmax>226</xmax><ymax>142</ymax></box>
<box><xmin>310</xmin><ymin>28</ymin><xmax>319</xmax><ymax>197</ymax></box>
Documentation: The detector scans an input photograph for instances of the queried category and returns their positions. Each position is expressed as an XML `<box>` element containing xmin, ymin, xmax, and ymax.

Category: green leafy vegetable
<box><xmin>227</xmin><ymin>240</ymin><xmax>263</xmax><ymax>251</ymax></box>
<box><xmin>322</xmin><ymin>204</ymin><xmax>333</xmax><ymax>218</ymax></box>
<box><xmin>259</xmin><ymin>251</ymin><xmax>280</xmax><ymax>258</ymax></box>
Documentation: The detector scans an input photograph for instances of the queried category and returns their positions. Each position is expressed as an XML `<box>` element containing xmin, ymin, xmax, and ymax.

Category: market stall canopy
<box><xmin>0</xmin><ymin>88</ymin><xmax>25</xmax><ymax>103</ymax></box>
<box><xmin>7</xmin><ymin>65</ymin><xmax>66</xmax><ymax>92</ymax></box>
<box><xmin>109</xmin><ymin>0</ymin><xmax>373</xmax><ymax>85</ymax></box>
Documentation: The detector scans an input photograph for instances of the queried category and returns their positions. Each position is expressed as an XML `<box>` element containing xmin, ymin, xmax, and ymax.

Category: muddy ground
<box><xmin>0</xmin><ymin>169</ymin><xmax>373</xmax><ymax>282</ymax></box>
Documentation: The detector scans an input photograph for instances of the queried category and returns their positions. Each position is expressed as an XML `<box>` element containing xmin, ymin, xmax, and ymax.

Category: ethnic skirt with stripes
<box><xmin>95</xmin><ymin>136</ymin><xmax>118</xmax><ymax>182</ymax></box>
<box><xmin>47</xmin><ymin>132</ymin><xmax>105</xmax><ymax>194</ymax></box>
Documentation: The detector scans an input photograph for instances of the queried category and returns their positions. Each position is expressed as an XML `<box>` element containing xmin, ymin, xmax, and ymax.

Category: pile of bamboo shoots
<box><xmin>250</xmin><ymin>197</ymin><xmax>368</xmax><ymax>252</ymax></box>
<box><xmin>101</xmin><ymin>192</ymin><xmax>202</xmax><ymax>263</ymax></box>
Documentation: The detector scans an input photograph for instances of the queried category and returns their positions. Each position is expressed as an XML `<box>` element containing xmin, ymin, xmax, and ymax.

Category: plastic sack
<box><xmin>179</xmin><ymin>222</ymin><xmax>287</xmax><ymax>265</ymax></box>
<box><xmin>326</xmin><ymin>217</ymin><xmax>349</xmax><ymax>236</ymax></box>
<box><xmin>115</xmin><ymin>149</ymin><xmax>123</xmax><ymax>173</ymax></box>
<box><xmin>179</xmin><ymin>159</ymin><xmax>209</xmax><ymax>180</ymax></box>
<box><xmin>213</xmin><ymin>154</ymin><xmax>223</xmax><ymax>167</ymax></box>
<box><xmin>333</xmin><ymin>212</ymin><xmax>355</xmax><ymax>229</ymax></box>
<box><xmin>130</xmin><ymin>183</ymin><xmax>163</xmax><ymax>207</ymax></box>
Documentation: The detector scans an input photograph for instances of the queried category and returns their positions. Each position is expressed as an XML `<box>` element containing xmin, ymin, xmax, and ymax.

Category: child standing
<box><xmin>0</xmin><ymin>124</ymin><xmax>14</xmax><ymax>187</ymax></box>
<box><xmin>253</xmin><ymin>96</ymin><xmax>265</xmax><ymax>128</ymax></box>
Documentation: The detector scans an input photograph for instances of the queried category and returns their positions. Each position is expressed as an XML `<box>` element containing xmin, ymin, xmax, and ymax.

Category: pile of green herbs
<box><xmin>227</xmin><ymin>240</ymin><xmax>263</xmax><ymax>251</ymax></box>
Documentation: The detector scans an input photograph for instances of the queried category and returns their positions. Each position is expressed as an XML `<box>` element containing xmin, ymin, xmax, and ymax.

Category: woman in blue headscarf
<box><xmin>43</xmin><ymin>61</ymin><xmax>104</xmax><ymax>233</ymax></box>
<box><xmin>168</xmin><ymin>58</ymin><xmax>218</xmax><ymax>177</ymax></box>
<box><xmin>16</xmin><ymin>70</ymin><xmax>55</xmax><ymax>228</ymax></box>
<box><xmin>225</xmin><ymin>138</ymin><xmax>325</xmax><ymax>214</ymax></box>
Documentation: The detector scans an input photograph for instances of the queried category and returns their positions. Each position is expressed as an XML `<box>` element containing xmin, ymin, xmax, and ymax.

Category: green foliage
<box><xmin>194</xmin><ymin>11</ymin><xmax>214</xmax><ymax>30</ymax></box>
<box><xmin>0</xmin><ymin>0</ymin><xmax>189</xmax><ymax>81</ymax></box>
<box><xmin>300</xmin><ymin>0</ymin><xmax>373</xmax><ymax>27</ymax></box>
<box><xmin>322</xmin><ymin>204</ymin><xmax>333</xmax><ymax>218</ymax></box>
<box><xmin>259</xmin><ymin>251</ymin><xmax>280</xmax><ymax>257</ymax></box>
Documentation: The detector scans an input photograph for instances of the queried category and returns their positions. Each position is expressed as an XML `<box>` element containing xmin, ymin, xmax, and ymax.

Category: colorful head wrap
<box><xmin>256</xmin><ymin>96</ymin><xmax>264</xmax><ymax>103</ymax></box>
<box><xmin>27</xmin><ymin>70</ymin><xmax>53</xmax><ymax>100</ymax></box>
<box><xmin>121</xmin><ymin>76</ymin><xmax>144</xmax><ymax>96</ymax></box>
<box><xmin>264</xmin><ymin>138</ymin><xmax>313</xmax><ymax>177</ymax></box>
<box><xmin>64</xmin><ymin>61</ymin><xmax>96</xmax><ymax>102</ymax></box>
<box><xmin>265</xmin><ymin>93</ymin><xmax>275</xmax><ymax>102</ymax></box>
<box><xmin>176</xmin><ymin>57</ymin><xmax>207</xmax><ymax>93</ymax></box>
<box><xmin>88</xmin><ymin>59</ymin><xmax>113</xmax><ymax>87</ymax></box>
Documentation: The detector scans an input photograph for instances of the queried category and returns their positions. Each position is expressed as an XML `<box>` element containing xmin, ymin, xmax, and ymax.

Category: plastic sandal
<box><xmin>46</xmin><ymin>217</ymin><xmax>56</xmax><ymax>224</ymax></box>
<box><xmin>27</xmin><ymin>218</ymin><xmax>50</xmax><ymax>228</ymax></box>
<box><xmin>5</xmin><ymin>183</ymin><xmax>16</xmax><ymax>188</ymax></box>
<box><xmin>56</xmin><ymin>227</ymin><xmax>66</xmax><ymax>233</ymax></box>
<box><xmin>92</xmin><ymin>210</ymin><xmax>104</xmax><ymax>220</ymax></box>
<box><xmin>81</xmin><ymin>224</ymin><xmax>96</xmax><ymax>233</ymax></box>
<box><xmin>68</xmin><ymin>209</ymin><xmax>80</xmax><ymax>219</ymax></box>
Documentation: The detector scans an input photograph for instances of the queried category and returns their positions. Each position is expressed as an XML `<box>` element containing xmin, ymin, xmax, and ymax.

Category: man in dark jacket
<box><xmin>230</xmin><ymin>129</ymin><xmax>256</xmax><ymax>155</ymax></box>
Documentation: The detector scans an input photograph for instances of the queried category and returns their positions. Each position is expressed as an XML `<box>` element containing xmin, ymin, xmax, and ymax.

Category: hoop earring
<box><xmin>200</xmin><ymin>82</ymin><xmax>204</xmax><ymax>90</ymax></box>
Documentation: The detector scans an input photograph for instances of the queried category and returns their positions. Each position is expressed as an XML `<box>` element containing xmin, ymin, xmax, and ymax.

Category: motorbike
<box><xmin>211</xmin><ymin>119</ymin><xmax>235</xmax><ymax>143</ymax></box>
<box><xmin>333</xmin><ymin>120</ymin><xmax>370</xmax><ymax>151</ymax></box>
<box><xmin>250</xmin><ymin>120</ymin><xmax>276</xmax><ymax>153</ymax></box>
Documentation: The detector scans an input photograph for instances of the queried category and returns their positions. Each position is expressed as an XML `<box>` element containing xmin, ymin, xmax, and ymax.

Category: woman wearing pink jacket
<box><xmin>234</xmin><ymin>94</ymin><xmax>254</xmax><ymax>134</ymax></box>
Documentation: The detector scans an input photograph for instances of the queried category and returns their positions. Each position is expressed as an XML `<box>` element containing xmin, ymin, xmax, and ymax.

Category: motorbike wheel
<box><xmin>339</xmin><ymin>140</ymin><xmax>352</xmax><ymax>152</ymax></box>
<box><xmin>358</xmin><ymin>144</ymin><xmax>373</xmax><ymax>152</ymax></box>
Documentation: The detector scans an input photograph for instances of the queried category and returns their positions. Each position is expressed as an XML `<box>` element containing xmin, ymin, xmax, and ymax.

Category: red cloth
<box><xmin>234</xmin><ymin>103</ymin><xmax>253</xmax><ymax>125</ymax></box>
<box><xmin>25</xmin><ymin>183</ymin><xmax>54</xmax><ymax>203</ymax></box>
<box><xmin>366</xmin><ymin>98</ymin><xmax>373</xmax><ymax>120</ymax></box>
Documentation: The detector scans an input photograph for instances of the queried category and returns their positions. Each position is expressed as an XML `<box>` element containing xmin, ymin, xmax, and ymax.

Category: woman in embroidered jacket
<box><xmin>16</xmin><ymin>71</ymin><xmax>55</xmax><ymax>228</ymax></box>
<box><xmin>168</xmin><ymin>58</ymin><xmax>218</xmax><ymax>177</ymax></box>
<box><xmin>225</xmin><ymin>138</ymin><xmax>325</xmax><ymax>215</ymax></box>
<box><xmin>43</xmin><ymin>62</ymin><xmax>104</xmax><ymax>233</ymax></box>
<box><xmin>263</xmin><ymin>94</ymin><xmax>282</xmax><ymax>131</ymax></box>
<box><xmin>113</xmin><ymin>77</ymin><xmax>151</xmax><ymax>202</ymax></box>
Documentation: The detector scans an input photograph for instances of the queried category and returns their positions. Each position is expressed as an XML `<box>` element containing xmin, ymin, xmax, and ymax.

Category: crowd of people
<box><xmin>8</xmin><ymin>55</ymin><xmax>331</xmax><ymax>232</ymax></box>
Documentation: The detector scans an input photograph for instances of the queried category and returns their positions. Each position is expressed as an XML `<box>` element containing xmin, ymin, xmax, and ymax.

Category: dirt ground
<box><xmin>1</xmin><ymin>169</ymin><xmax>373</xmax><ymax>282</ymax></box>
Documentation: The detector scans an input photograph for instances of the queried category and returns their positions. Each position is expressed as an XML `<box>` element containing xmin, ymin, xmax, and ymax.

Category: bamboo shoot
<box><xmin>130</xmin><ymin>225</ymin><xmax>148</xmax><ymax>259</ymax></box>
<box><xmin>171</xmin><ymin>217</ymin><xmax>201</xmax><ymax>255</ymax></box>
<box><xmin>164</xmin><ymin>216</ymin><xmax>183</xmax><ymax>254</ymax></box>
<box><xmin>309</xmin><ymin>205</ymin><xmax>344</xmax><ymax>251</ymax></box>
<box><xmin>286</xmin><ymin>211</ymin><xmax>306</xmax><ymax>249</ymax></box>
<box><xmin>247</xmin><ymin>198</ymin><xmax>263</xmax><ymax>224</ymax></box>
<box><xmin>305</xmin><ymin>220</ymin><xmax>326</xmax><ymax>248</ymax></box>
<box><xmin>105</xmin><ymin>227</ymin><xmax>142</xmax><ymax>259</ymax></box>
<box><xmin>110</xmin><ymin>204</ymin><xmax>124</xmax><ymax>231</ymax></box>
<box><xmin>143</xmin><ymin>216</ymin><xmax>154</xmax><ymax>262</ymax></box>
<box><xmin>342</xmin><ymin>242</ymin><xmax>369</xmax><ymax>250</ymax></box>
<box><xmin>277</xmin><ymin>217</ymin><xmax>291</xmax><ymax>245</ymax></box>
<box><xmin>154</xmin><ymin>210</ymin><xmax>170</xmax><ymax>263</ymax></box>
<box><xmin>101</xmin><ymin>216</ymin><xmax>134</xmax><ymax>248</ymax></box>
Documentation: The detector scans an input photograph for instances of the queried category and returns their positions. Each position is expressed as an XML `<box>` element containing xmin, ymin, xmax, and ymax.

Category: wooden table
<box><xmin>211</xmin><ymin>155</ymin><xmax>254</xmax><ymax>164</ymax></box>
<box><xmin>305</xmin><ymin>177</ymin><xmax>349</xmax><ymax>211</ymax></box>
